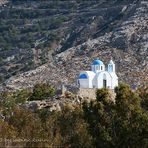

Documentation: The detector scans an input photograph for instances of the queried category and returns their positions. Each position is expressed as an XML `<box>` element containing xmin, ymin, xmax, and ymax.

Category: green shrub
<box><xmin>29</xmin><ymin>83</ymin><xmax>55</xmax><ymax>101</ymax></box>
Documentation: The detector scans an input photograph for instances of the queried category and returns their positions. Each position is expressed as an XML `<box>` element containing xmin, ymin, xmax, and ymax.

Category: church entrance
<box><xmin>103</xmin><ymin>79</ymin><xmax>107</xmax><ymax>88</ymax></box>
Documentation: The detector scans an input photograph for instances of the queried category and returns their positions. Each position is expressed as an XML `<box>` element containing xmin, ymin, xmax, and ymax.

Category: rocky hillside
<box><xmin>0</xmin><ymin>0</ymin><xmax>8</xmax><ymax>5</ymax></box>
<box><xmin>0</xmin><ymin>0</ymin><xmax>147</xmax><ymax>91</ymax></box>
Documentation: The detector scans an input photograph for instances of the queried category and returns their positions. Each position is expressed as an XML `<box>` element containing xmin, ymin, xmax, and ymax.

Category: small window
<box><xmin>109</xmin><ymin>65</ymin><xmax>113</xmax><ymax>72</ymax></box>
<box><xmin>101</xmin><ymin>66</ymin><xmax>103</xmax><ymax>70</ymax></box>
<box><xmin>96</xmin><ymin>66</ymin><xmax>99</xmax><ymax>70</ymax></box>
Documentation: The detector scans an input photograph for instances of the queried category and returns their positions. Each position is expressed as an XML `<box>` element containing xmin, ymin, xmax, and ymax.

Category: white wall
<box><xmin>112</xmin><ymin>77</ymin><xmax>118</xmax><ymax>89</ymax></box>
<box><xmin>79</xmin><ymin>71</ymin><xmax>118</xmax><ymax>89</ymax></box>
<box><xmin>79</xmin><ymin>79</ymin><xmax>90</xmax><ymax>88</ymax></box>
<box><xmin>93</xmin><ymin>72</ymin><xmax>112</xmax><ymax>89</ymax></box>
<box><xmin>79</xmin><ymin>71</ymin><xmax>95</xmax><ymax>88</ymax></box>
<box><xmin>109</xmin><ymin>73</ymin><xmax>118</xmax><ymax>89</ymax></box>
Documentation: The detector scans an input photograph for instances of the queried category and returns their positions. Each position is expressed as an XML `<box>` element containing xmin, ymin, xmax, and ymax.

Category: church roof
<box><xmin>79</xmin><ymin>74</ymin><xmax>87</xmax><ymax>79</ymax></box>
<box><xmin>109</xmin><ymin>60</ymin><xmax>114</xmax><ymax>65</ymax></box>
<box><xmin>92</xmin><ymin>59</ymin><xmax>104</xmax><ymax>65</ymax></box>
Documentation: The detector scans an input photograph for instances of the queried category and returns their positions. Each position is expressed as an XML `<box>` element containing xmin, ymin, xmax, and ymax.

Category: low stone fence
<box><xmin>78</xmin><ymin>88</ymin><xmax>97</xmax><ymax>100</ymax></box>
<box><xmin>78</xmin><ymin>88</ymin><xmax>116</xmax><ymax>102</ymax></box>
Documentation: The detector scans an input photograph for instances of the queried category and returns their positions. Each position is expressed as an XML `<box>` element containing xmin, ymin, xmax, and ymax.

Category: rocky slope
<box><xmin>0</xmin><ymin>0</ymin><xmax>8</xmax><ymax>5</ymax></box>
<box><xmin>0</xmin><ymin>0</ymin><xmax>148</xmax><ymax>91</ymax></box>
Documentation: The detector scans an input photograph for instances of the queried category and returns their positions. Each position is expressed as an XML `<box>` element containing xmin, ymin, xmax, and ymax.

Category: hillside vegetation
<box><xmin>0</xmin><ymin>84</ymin><xmax>147</xmax><ymax>147</ymax></box>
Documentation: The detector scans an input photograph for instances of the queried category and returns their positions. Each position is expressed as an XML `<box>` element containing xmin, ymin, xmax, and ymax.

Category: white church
<box><xmin>78</xmin><ymin>59</ymin><xmax>118</xmax><ymax>89</ymax></box>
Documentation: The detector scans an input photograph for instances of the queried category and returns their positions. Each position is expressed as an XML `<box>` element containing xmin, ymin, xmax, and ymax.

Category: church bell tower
<box><xmin>108</xmin><ymin>59</ymin><xmax>115</xmax><ymax>73</ymax></box>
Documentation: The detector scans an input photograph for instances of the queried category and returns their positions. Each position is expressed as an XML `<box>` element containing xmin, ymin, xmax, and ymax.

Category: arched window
<box><xmin>101</xmin><ymin>66</ymin><xmax>103</xmax><ymax>70</ymax></box>
<box><xmin>108</xmin><ymin>65</ymin><xmax>113</xmax><ymax>72</ymax></box>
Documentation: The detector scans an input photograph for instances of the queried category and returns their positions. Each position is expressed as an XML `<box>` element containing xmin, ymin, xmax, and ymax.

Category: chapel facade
<box><xmin>78</xmin><ymin>59</ymin><xmax>118</xmax><ymax>89</ymax></box>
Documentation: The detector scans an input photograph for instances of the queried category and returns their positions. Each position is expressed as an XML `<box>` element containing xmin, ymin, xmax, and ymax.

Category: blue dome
<box><xmin>92</xmin><ymin>59</ymin><xmax>104</xmax><ymax>65</ymax></box>
<box><xmin>79</xmin><ymin>74</ymin><xmax>87</xmax><ymax>79</ymax></box>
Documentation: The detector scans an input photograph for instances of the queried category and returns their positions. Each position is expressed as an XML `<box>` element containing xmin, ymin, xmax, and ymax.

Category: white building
<box><xmin>78</xmin><ymin>59</ymin><xmax>118</xmax><ymax>89</ymax></box>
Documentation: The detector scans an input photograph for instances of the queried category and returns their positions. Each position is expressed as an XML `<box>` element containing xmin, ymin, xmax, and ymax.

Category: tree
<box><xmin>83</xmin><ymin>84</ymin><xmax>148</xmax><ymax>148</ymax></box>
<box><xmin>0</xmin><ymin>90</ymin><xmax>30</xmax><ymax>120</ymax></box>
<box><xmin>83</xmin><ymin>88</ymin><xmax>115</xmax><ymax>148</ymax></box>
<box><xmin>29</xmin><ymin>83</ymin><xmax>55</xmax><ymax>101</ymax></box>
<box><xmin>114</xmin><ymin>83</ymin><xmax>148</xmax><ymax>148</ymax></box>
<box><xmin>14</xmin><ymin>89</ymin><xmax>31</xmax><ymax>105</ymax></box>
<box><xmin>8</xmin><ymin>107</ymin><xmax>48</xmax><ymax>147</ymax></box>
<box><xmin>136</xmin><ymin>86</ymin><xmax>148</xmax><ymax>111</ymax></box>
<box><xmin>0</xmin><ymin>92</ymin><xmax>16</xmax><ymax>118</ymax></box>
<box><xmin>0</xmin><ymin>83</ymin><xmax>147</xmax><ymax>147</ymax></box>
<box><xmin>0</xmin><ymin>120</ymin><xmax>17</xmax><ymax>147</ymax></box>
<box><xmin>52</xmin><ymin>106</ymin><xmax>93</xmax><ymax>148</ymax></box>
<box><xmin>36</xmin><ymin>106</ymin><xmax>93</xmax><ymax>147</ymax></box>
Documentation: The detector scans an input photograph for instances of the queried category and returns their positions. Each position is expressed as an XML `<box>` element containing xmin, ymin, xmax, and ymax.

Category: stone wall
<box><xmin>78</xmin><ymin>88</ymin><xmax>116</xmax><ymax>102</ymax></box>
<box><xmin>78</xmin><ymin>88</ymin><xmax>97</xmax><ymax>100</ymax></box>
